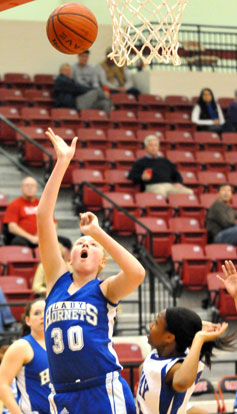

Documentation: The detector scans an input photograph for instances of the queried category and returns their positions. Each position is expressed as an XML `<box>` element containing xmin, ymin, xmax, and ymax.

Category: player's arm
<box><xmin>37</xmin><ymin>128</ymin><xmax>77</xmax><ymax>293</ymax></box>
<box><xmin>0</xmin><ymin>340</ymin><xmax>32</xmax><ymax>414</ymax></box>
<box><xmin>80</xmin><ymin>212</ymin><xmax>145</xmax><ymax>303</ymax></box>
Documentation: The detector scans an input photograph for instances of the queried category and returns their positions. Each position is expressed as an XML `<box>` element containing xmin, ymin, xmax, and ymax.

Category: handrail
<box><xmin>0</xmin><ymin>113</ymin><xmax>53</xmax><ymax>185</ymax></box>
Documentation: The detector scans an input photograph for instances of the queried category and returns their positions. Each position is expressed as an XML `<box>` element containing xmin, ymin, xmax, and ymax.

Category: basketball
<box><xmin>46</xmin><ymin>2</ymin><xmax>98</xmax><ymax>55</ymax></box>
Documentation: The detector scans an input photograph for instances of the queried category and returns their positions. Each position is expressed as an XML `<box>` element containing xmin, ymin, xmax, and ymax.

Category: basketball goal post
<box><xmin>0</xmin><ymin>0</ymin><xmax>35</xmax><ymax>12</ymax></box>
<box><xmin>107</xmin><ymin>0</ymin><xmax>189</xmax><ymax>67</ymax></box>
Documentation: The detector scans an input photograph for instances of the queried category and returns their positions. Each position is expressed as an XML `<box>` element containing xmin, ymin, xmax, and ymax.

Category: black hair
<box><xmin>197</xmin><ymin>88</ymin><xmax>218</xmax><ymax>119</ymax></box>
<box><xmin>19</xmin><ymin>297</ymin><xmax>45</xmax><ymax>338</ymax></box>
<box><xmin>165</xmin><ymin>307</ymin><xmax>234</xmax><ymax>368</ymax></box>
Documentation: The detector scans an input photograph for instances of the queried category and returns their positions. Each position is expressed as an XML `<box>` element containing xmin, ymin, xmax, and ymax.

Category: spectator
<box><xmin>206</xmin><ymin>183</ymin><xmax>237</xmax><ymax>244</ymax></box>
<box><xmin>53</xmin><ymin>63</ymin><xmax>112</xmax><ymax>115</ymax></box>
<box><xmin>227</xmin><ymin>89</ymin><xmax>237</xmax><ymax>132</ymax></box>
<box><xmin>3</xmin><ymin>176</ymin><xmax>71</xmax><ymax>250</ymax></box>
<box><xmin>32</xmin><ymin>242</ymin><xmax>72</xmax><ymax>297</ymax></box>
<box><xmin>191</xmin><ymin>88</ymin><xmax>225</xmax><ymax>133</ymax></box>
<box><xmin>72</xmin><ymin>50</ymin><xmax>100</xmax><ymax>89</ymax></box>
<box><xmin>96</xmin><ymin>47</ymin><xmax>140</xmax><ymax>99</ymax></box>
<box><xmin>127</xmin><ymin>135</ymin><xmax>193</xmax><ymax>196</ymax></box>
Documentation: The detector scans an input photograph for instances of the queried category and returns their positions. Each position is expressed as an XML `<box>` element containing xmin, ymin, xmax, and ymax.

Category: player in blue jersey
<box><xmin>0</xmin><ymin>298</ymin><xmax>51</xmax><ymax>414</ymax></box>
<box><xmin>36</xmin><ymin>127</ymin><xmax>146</xmax><ymax>414</ymax></box>
<box><xmin>136</xmin><ymin>306</ymin><xmax>233</xmax><ymax>414</ymax></box>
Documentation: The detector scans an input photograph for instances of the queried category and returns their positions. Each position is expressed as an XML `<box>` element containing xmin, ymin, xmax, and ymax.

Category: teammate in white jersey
<box><xmin>136</xmin><ymin>306</ymin><xmax>233</xmax><ymax>414</ymax></box>
<box><xmin>36</xmin><ymin>128</ymin><xmax>145</xmax><ymax>414</ymax></box>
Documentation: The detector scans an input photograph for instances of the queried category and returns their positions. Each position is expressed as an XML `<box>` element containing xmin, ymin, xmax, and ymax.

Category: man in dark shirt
<box><xmin>206</xmin><ymin>183</ymin><xmax>237</xmax><ymax>244</ymax></box>
<box><xmin>53</xmin><ymin>63</ymin><xmax>112</xmax><ymax>114</ymax></box>
<box><xmin>127</xmin><ymin>135</ymin><xmax>193</xmax><ymax>197</ymax></box>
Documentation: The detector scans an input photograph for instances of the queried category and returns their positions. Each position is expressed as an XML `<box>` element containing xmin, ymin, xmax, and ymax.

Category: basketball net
<box><xmin>107</xmin><ymin>0</ymin><xmax>188</xmax><ymax>67</ymax></box>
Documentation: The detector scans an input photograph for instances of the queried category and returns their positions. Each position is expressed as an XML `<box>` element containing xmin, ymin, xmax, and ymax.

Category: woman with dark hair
<box><xmin>191</xmin><ymin>88</ymin><xmax>225</xmax><ymax>133</ymax></box>
<box><xmin>0</xmin><ymin>299</ymin><xmax>51</xmax><ymax>414</ymax></box>
<box><xmin>136</xmin><ymin>306</ymin><xmax>233</xmax><ymax>414</ymax></box>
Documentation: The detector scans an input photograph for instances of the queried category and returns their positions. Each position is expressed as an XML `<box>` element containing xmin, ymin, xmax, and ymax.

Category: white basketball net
<box><xmin>107</xmin><ymin>0</ymin><xmax>188</xmax><ymax>67</ymax></box>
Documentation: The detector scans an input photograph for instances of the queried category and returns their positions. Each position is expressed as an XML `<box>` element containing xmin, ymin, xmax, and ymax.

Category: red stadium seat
<box><xmin>137</xmin><ymin>111</ymin><xmax>167</xmax><ymax>133</ymax></box>
<box><xmin>135</xmin><ymin>192</ymin><xmax>173</xmax><ymax>222</ymax></box>
<box><xmin>205</xmin><ymin>244</ymin><xmax>237</xmax><ymax>271</ymax></box>
<box><xmin>24</xmin><ymin>89</ymin><xmax>53</xmax><ymax>109</ymax></box>
<box><xmin>102</xmin><ymin>193</ymin><xmax>139</xmax><ymax>234</ymax></box>
<box><xmin>75</xmin><ymin>148</ymin><xmax>107</xmax><ymax>171</ymax></box>
<box><xmin>4</xmin><ymin>73</ymin><xmax>33</xmax><ymax>90</ymax></box>
<box><xmin>218</xmin><ymin>97</ymin><xmax>234</xmax><ymax>111</ymax></box>
<box><xmin>197</xmin><ymin>171</ymin><xmax>227</xmax><ymax>192</ymax></box>
<box><xmin>166</xmin><ymin>150</ymin><xmax>198</xmax><ymax>172</ymax></box>
<box><xmin>0</xmin><ymin>88</ymin><xmax>27</xmax><ymax>108</ymax></box>
<box><xmin>21</xmin><ymin>107</ymin><xmax>52</xmax><ymax>128</ymax></box>
<box><xmin>199</xmin><ymin>193</ymin><xmax>217</xmax><ymax>209</ymax></box>
<box><xmin>76</xmin><ymin>128</ymin><xmax>107</xmax><ymax>149</ymax></box>
<box><xmin>16</xmin><ymin>126</ymin><xmax>50</xmax><ymax>166</ymax></box>
<box><xmin>193</xmin><ymin>131</ymin><xmax>224</xmax><ymax>152</ymax></box>
<box><xmin>171</xmin><ymin>244</ymin><xmax>211</xmax><ymax>289</ymax></box>
<box><xmin>111</xmin><ymin>93</ymin><xmax>138</xmax><ymax>112</ymax></box>
<box><xmin>0</xmin><ymin>276</ymin><xmax>33</xmax><ymax>321</ymax></box>
<box><xmin>110</xmin><ymin>110</ymin><xmax>138</xmax><ymax>131</ymax></box>
<box><xmin>135</xmin><ymin>217</ymin><xmax>175</xmax><ymax>260</ymax></box>
<box><xmin>104</xmin><ymin>169</ymin><xmax>138</xmax><ymax>193</ymax></box>
<box><xmin>72</xmin><ymin>169</ymin><xmax>108</xmax><ymax>210</ymax></box>
<box><xmin>168</xmin><ymin>193</ymin><xmax>205</xmax><ymax>224</ymax></box>
<box><xmin>138</xmin><ymin>94</ymin><xmax>167</xmax><ymax>113</ymax></box>
<box><xmin>81</xmin><ymin>109</ymin><xmax>111</xmax><ymax>131</ymax></box>
<box><xmin>51</xmin><ymin>108</ymin><xmax>81</xmax><ymax>128</ymax></box>
<box><xmin>105</xmin><ymin>149</ymin><xmax>135</xmax><ymax>170</ymax></box>
<box><xmin>165</xmin><ymin>131</ymin><xmax>195</xmax><ymax>152</ymax></box>
<box><xmin>33</xmin><ymin>73</ymin><xmax>55</xmax><ymax>90</ymax></box>
<box><xmin>225</xmin><ymin>154</ymin><xmax>237</xmax><ymax>172</ymax></box>
<box><xmin>0</xmin><ymin>246</ymin><xmax>38</xmax><ymax>287</ymax></box>
<box><xmin>195</xmin><ymin>151</ymin><xmax>229</xmax><ymax>173</ymax></box>
<box><xmin>169</xmin><ymin>217</ymin><xmax>207</xmax><ymax>247</ymax></box>
<box><xmin>107</xmin><ymin>129</ymin><xmax>138</xmax><ymax>150</ymax></box>
<box><xmin>0</xmin><ymin>106</ymin><xmax>23</xmax><ymax>145</ymax></box>
<box><xmin>165</xmin><ymin>112</ymin><xmax>193</xmax><ymax>132</ymax></box>
<box><xmin>113</xmin><ymin>343</ymin><xmax>143</xmax><ymax>395</ymax></box>
<box><xmin>222</xmin><ymin>133</ymin><xmax>237</xmax><ymax>151</ymax></box>
<box><xmin>180</xmin><ymin>171</ymin><xmax>203</xmax><ymax>194</ymax></box>
<box><xmin>164</xmin><ymin>95</ymin><xmax>192</xmax><ymax>113</ymax></box>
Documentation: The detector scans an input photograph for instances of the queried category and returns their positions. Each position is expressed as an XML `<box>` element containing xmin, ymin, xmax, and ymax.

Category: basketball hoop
<box><xmin>107</xmin><ymin>0</ymin><xmax>188</xmax><ymax>67</ymax></box>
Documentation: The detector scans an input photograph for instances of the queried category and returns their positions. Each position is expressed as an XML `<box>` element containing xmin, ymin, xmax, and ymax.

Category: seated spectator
<box><xmin>227</xmin><ymin>89</ymin><xmax>237</xmax><ymax>132</ymax></box>
<box><xmin>191</xmin><ymin>88</ymin><xmax>225</xmax><ymax>133</ymax></box>
<box><xmin>53</xmin><ymin>63</ymin><xmax>112</xmax><ymax>115</ymax></box>
<box><xmin>3</xmin><ymin>176</ymin><xmax>71</xmax><ymax>250</ymax></box>
<box><xmin>0</xmin><ymin>288</ymin><xmax>16</xmax><ymax>334</ymax></box>
<box><xmin>96</xmin><ymin>47</ymin><xmax>140</xmax><ymax>99</ymax></box>
<box><xmin>127</xmin><ymin>135</ymin><xmax>193</xmax><ymax>197</ymax></box>
<box><xmin>32</xmin><ymin>242</ymin><xmax>72</xmax><ymax>297</ymax></box>
<box><xmin>72</xmin><ymin>50</ymin><xmax>100</xmax><ymax>89</ymax></box>
<box><xmin>206</xmin><ymin>183</ymin><xmax>237</xmax><ymax>244</ymax></box>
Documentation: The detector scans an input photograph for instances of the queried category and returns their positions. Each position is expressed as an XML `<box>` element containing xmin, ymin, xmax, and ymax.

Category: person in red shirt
<box><xmin>3</xmin><ymin>176</ymin><xmax>71</xmax><ymax>250</ymax></box>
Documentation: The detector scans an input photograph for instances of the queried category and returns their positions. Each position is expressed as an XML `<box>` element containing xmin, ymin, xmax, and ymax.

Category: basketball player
<box><xmin>36</xmin><ymin>128</ymin><xmax>145</xmax><ymax>414</ymax></box>
<box><xmin>0</xmin><ymin>299</ymin><xmax>51</xmax><ymax>414</ymax></box>
<box><xmin>136</xmin><ymin>307</ymin><xmax>232</xmax><ymax>414</ymax></box>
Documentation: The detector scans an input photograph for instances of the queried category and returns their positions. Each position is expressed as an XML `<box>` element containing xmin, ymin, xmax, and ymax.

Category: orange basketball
<box><xmin>46</xmin><ymin>3</ymin><xmax>98</xmax><ymax>54</ymax></box>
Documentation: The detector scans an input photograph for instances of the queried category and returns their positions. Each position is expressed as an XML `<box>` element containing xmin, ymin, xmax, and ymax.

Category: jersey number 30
<box><xmin>51</xmin><ymin>326</ymin><xmax>84</xmax><ymax>353</ymax></box>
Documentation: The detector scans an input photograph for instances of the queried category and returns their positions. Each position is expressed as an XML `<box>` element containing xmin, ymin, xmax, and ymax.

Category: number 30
<box><xmin>51</xmin><ymin>326</ymin><xmax>84</xmax><ymax>354</ymax></box>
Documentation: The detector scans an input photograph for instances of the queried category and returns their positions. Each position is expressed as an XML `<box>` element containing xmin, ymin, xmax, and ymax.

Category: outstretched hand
<box><xmin>217</xmin><ymin>260</ymin><xmax>237</xmax><ymax>305</ymax></box>
<box><xmin>80</xmin><ymin>212</ymin><xmax>100</xmax><ymax>236</ymax></box>
<box><xmin>195</xmin><ymin>321</ymin><xmax>228</xmax><ymax>343</ymax></box>
<box><xmin>45</xmin><ymin>127</ymin><xmax>78</xmax><ymax>162</ymax></box>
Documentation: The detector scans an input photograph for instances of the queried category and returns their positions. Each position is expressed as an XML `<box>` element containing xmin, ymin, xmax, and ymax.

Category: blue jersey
<box><xmin>45</xmin><ymin>272</ymin><xmax>121</xmax><ymax>390</ymax></box>
<box><xmin>16</xmin><ymin>334</ymin><xmax>51</xmax><ymax>414</ymax></box>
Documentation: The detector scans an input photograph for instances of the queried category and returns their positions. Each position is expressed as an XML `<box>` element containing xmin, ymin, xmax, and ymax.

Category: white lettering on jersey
<box><xmin>45</xmin><ymin>301</ymin><xmax>98</xmax><ymax>330</ymax></box>
<box><xmin>39</xmin><ymin>368</ymin><xmax>50</xmax><ymax>386</ymax></box>
<box><xmin>138</xmin><ymin>369</ymin><xmax>149</xmax><ymax>400</ymax></box>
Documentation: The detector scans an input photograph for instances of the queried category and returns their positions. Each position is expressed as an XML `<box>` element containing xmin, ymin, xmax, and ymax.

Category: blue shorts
<box><xmin>49</xmin><ymin>372</ymin><xmax>136</xmax><ymax>414</ymax></box>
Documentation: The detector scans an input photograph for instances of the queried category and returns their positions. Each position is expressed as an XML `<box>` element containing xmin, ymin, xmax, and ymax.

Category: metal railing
<box><xmin>0</xmin><ymin>113</ymin><xmax>53</xmax><ymax>186</ymax></box>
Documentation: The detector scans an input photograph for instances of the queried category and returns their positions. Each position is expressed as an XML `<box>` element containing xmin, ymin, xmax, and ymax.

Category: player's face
<box><xmin>26</xmin><ymin>300</ymin><xmax>45</xmax><ymax>333</ymax></box>
<box><xmin>148</xmin><ymin>310</ymin><xmax>170</xmax><ymax>348</ymax></box>
<box><xmin>145</xmin><ymin>138</ymin><xmax>159</xmax><ymax>157</ymax></box>
<box><xmin>71</xmin><ymin>235</ymin><xmax>105</xmax><ymax>275</ymax></box>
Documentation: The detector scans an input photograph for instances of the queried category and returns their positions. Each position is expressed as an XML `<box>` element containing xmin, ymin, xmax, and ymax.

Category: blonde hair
<box><xmin>144</xmin><ymin>134</ymin><xmax>160</xmax><ymax>147</ymax></box>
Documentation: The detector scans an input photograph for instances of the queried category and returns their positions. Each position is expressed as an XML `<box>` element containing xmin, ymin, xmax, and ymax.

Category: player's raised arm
<box><xmin>37</xmin><ymin>128</ymin><xmax>78</xmax><ymax>292</ymax></box>
<box><xmin>79</xmin><ymin>212</ymin><xmax>145</xmax><ymax>303</ymax></box>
